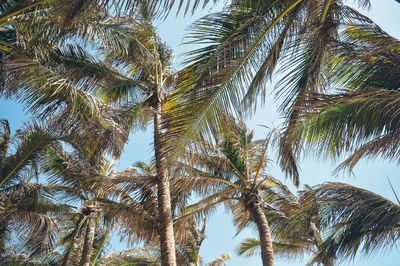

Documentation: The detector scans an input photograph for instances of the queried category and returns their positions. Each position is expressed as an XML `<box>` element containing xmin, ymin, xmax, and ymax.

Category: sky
<box><xmin>1</xmin><ymin>0</ymin><xmax>400</xmax><ymax>265</ymax></box>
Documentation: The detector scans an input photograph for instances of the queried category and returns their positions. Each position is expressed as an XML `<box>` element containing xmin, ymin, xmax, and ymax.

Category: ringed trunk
<box><xmin>153</xmin><ymin>99</ymin><xmax>177</xmax><ymax>266</ymax></box>
<box><xmin>248</xmin><ymin>201</ymin><xmax>274</xmax><ymax>266</ymax></box>
<box><xmin>79</xmin><ymin>214</ymin><xmax>96</xmax><ymax>266</ymax></box>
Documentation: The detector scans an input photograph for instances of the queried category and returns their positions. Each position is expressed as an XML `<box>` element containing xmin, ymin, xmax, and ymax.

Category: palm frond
<box><xmin>306</xmin><ymin>182</ymin><xmax>400</xmax><ymax>263</ymax></box>
<box><xmin>0</xmin><ymin>120</ymin><xmax>64</xmax><ymax>187</ymax></box>
<box><xmin>293</xmin><ymin>18</ymin><xmax>400</xmax><ymax>170</ymax></box>
<box><xmin>206</xmin><ymin>252</ymin><xmax>231</xmax><ymax>266</ymax></box>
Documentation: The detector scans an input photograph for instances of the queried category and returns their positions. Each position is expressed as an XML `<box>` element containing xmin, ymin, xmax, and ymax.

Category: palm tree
<box><xmin>97</xmin><ymin>20</ymin><xmax>180</xmax><ymax>264</ymax></box>
<box><xmin>165</xmin><ymin>0</ymin><xmax>386</xmax><ymax>185</ymax></box>
<box><xmin>1</xmin><ymin>7</ymin><xmax>198</xmax><ymax>262</ymax></box>
<box><xmin>102</xmin><ymin>160</ymin><xmax>228</xmax><ymax>266</ymax></box>
<box><xmin>175</xmin><ymin>116</ymin><xmax>280</xmax><ymax>265</ymax></box>
<box><xmin>239</xmin><ymin>181</ymin><xmax>400</xmax><ymax>265</ymax></box>
<box><xmin>237</xmin><ymin>179</ymin><xmax>333</xmax><ymax>266</ymax></box>
<box><xmin>43</xmin><ymin>141</ymin><xmax>142</xmax><ymax>266</ymax></box>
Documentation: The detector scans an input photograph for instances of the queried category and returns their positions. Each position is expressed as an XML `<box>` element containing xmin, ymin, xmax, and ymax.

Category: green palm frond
<box><xmin>176</xmin><ymin>188</ymin><xmax>237</xmax><ymax>223</ymax></box>
<box><xmin>237</xmin><ymin>238</ymin><xmax>261</xmax><ymax>257</ymax></box>
<box><xmin>165</xmin><ymin>3</ymin><xmax>292</xmax><ymax>153</ymax></box>
<box><xmin>165</xmin><ymin>0</ymin><xmax>373</xmax><ymax>185</ymax></box>
<box><xmin>293</xmin><ymin>20</ymin><xmax>400</xmax><ymax>171</ymax></box>
<box><xmin>237</xmin><ymin>238</ymin><xmax>308</xmax><ymax>260</ymax></box>
<box><xmin>275</xmin><ymin>3</ymin><xmax>375</xmax><ymax>185</ymax></box>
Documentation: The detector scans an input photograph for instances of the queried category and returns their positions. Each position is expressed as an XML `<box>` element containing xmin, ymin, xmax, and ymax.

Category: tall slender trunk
<box><xmin>153</xmin><ymin>98</ymin><xmax>177</xmax><ymax>266</ymax></box>
<box><xmin>79</xmin><ymin>213</ymin><xmax>96</xmax><ymax>266</ymax></box>
<box><xmin>248</xmin><ymin>201</ymin><xmax>274</xmax><ymax>266</ymax></box>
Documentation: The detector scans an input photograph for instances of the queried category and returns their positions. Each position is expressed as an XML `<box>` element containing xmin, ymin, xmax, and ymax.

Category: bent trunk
<box><xmin>248</xmin><ymin>201</ymin><xmax>274</xmax><ymax>266</ymax></box>
<box><xmin>153</xmin><ymin>99</ymin><xmax>177</xmax><ymax>266</ymax></box>
<box><xmin>79</xmin><ymin>214</ymin><xmax>96</xmax><ymax>266</ymax></box>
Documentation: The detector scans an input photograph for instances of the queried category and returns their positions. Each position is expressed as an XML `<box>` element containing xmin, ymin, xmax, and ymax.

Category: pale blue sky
<box><xmin>1</xmin><ymin>1</ymin><xmax>400</xmax><ymax>265</ymax></box>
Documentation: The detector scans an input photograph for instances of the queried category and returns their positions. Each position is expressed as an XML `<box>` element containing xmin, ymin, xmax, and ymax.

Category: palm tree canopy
<box><xmin>164</xmin><ymin>0</ymin><xmax>381</xmax><ymax>185</ymax></box>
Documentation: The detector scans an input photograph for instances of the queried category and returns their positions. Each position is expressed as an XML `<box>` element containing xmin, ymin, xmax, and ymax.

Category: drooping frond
<box><xmin>0</xmin><ymin>183</ymin><xmax>71</xmax><ymax>257</ymax></box>
<box><xmin>294</xmin><ymin>20</ymin><xmax>400</xmax><ymax>171</ymax></box>
<box><xmin>306</xmin><ymin>183</ymin><xmax>400</xmax><ymax>264</ymax></box>
<box><xmin>0</xmin><ymin>119</ymin><xmax>64</xmax><ymax>187</ymax></box>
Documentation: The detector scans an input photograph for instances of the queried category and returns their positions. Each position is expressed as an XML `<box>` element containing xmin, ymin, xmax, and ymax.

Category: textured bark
<box><xmin>310</xmin><ymin>221</ymin><xmax>334</xmax><ymax>266</ymax></box>
<box><xmin>248</xmin><ymin>201</ymin><xmax>274</xmax><ymax>266</ymax></box>
<box><xmin>323</xmin><ymin>260</ymin><xmax>334</xmax><ymax>266</ymax></box>
<box><xmin>153</xmin><ymin>99</ymin><xmax>177</xmax><ymax>266</ymax></box>
<box><xmin>79</xmin><ymin>214</ymin><xmax>96</xmax><ymax>266</ymax></box>
<box><xmin>190</xmin><ymin>219</ymin><xmax>207</xmax><ymax>265</ymax></box>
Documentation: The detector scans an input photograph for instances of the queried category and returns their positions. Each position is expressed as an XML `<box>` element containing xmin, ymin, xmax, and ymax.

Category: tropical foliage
<box><xmin>293</xmin><ymin>22</ymin><xmax>400</xmax><ymax>172</ymax></box>
<box><xmin>1</xmin><ymin>0</ymin><xmax>400</xmax><ymax>266</ymax></box>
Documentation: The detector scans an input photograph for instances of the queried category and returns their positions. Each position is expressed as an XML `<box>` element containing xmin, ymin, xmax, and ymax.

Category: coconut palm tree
<box><xmin>237</xmin><ymin>179</ymin><xmax>333</xmax><ymax>266</ymax></box>
<box><xmin>1</xmin><ymin>7</ymin><xmax>199</xmax><ymax>262</ymax></box>
<box><xmin>43</xmin><ymin>141</ymin><xmax>143</xmax><ymax>266</ymax></box>
<box><xmin>102</xmin><ymin>160</ymin><xmax>227</xmax><ymax>265</ymax></box>
<box><xmin>174</xmin><ymin>116</ymin><xmax>280</xmax><ymax>265</ymax></box>
<box><xmin>239</xmin><ymin>181</ymin><xmax>400</xmax><ymax>265</ymax></box>
<box><xmin>165</xmin><ymin>0</ymin><xmax>384</xmax><ymax>185</ymax></box>
<box><xmin>45</xmin><ymin>149</ymin><xmax>217</xmax><ymax>266</ymax></box>
<box><xmin>97</xmin><ymin>20</ymin><xmax>180</xmax><ymax>264</ymax></box>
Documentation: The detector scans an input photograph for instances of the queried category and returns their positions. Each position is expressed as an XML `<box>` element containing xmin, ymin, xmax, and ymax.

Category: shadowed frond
<box><xmin>306</xmin><ymin>183</ymin><xmax>400</xmax><ymax>264</ymax></box>
<box><xmin>0</xmin><ymin>183</ymin><xmax>72</xmax><ymax>258</ymax></box>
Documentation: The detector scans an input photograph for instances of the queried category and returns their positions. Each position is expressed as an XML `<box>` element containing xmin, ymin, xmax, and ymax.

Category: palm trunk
<box><xmin>0</xmin><ymin>223</ymin><xmax>6</xmax><ymax>258</ymax></box>
<box><xmin>153</xmin><ymin>98</ymin><xmax>177</xmax><ymax>266</ymax></box>
<box><xmin>323</xmin><ymin>260</ymin><xmax>334</xmax><ymax>266</ymax></box>
<box><xmin>79</xmin><ymin>214</ymin><xmax>96</xmax><ymax>266</ymax></box>
<box><xmin>248</xmin><ymin>201</ymin><xmax>274</xmax><ymax>266</ymax></box>
<box><xmin>310</xmin><ymin>221</ymin><xmax>334</xmax><ymax>266</ymax></box>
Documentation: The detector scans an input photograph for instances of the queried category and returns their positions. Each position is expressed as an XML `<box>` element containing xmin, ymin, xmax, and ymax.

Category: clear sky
<box><xmin>1</xmin><ymin>0</ymin><xmax>400</xmax><ymax>265</ymax></box>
